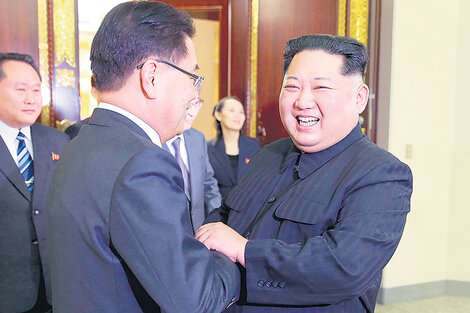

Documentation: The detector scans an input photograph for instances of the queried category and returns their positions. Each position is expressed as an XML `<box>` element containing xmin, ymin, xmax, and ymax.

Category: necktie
<box><xmin>172</xmin><ymin>137</ymin><xmax>191</xmax><ymax>199</ymax></box>
<box><xmin>17</xmin><ymin>132</ymin><xmax>34</xmax><ymax>192</ymax></box>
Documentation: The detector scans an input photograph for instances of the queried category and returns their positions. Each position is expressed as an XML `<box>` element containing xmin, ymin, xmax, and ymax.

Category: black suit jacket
<box><xmin>64</xmin><ymin>117</ymin><xmax>89</xmax><ymax>139</ymax></box>
<box><xmin>48</xmin><ymin>108</ymin><xmax>239</xmax><ymax>313</ymax></box>
<box><xmin>0</xmin><ymin>123</ymin><xmax>68</xmax><ymax>312</ymax></box>
<box><xmin>207</xmin><ymin>135</ymin><xmax>260</xmax><ymax>198</ymax></box>
<box><xmin>207</xmin><ymin>125</ymin><xmax>412</xmax><ymax>312</ymax></box>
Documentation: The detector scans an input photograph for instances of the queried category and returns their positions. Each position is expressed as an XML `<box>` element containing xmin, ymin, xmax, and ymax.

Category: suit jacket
<box><xmin>206</xmin><ymin>125</ymin><xmax>412</xmax><ymax>313</ymax></box>
<box><xmin>64</xmin><ymin>117</ymin><xmax>89</xmax><ymax>139</ymax></box>
<box><xmin>207</xmin><ymin>135</ymin><xmax>260</xmax><ymax>199</ymax></box>
<box><xmin>47</xmin><ymin>108</ymin><xmax>239</xmax><ymax>313</ymax></box>
<box><xmin>164</xmin><ymin>129</ymin><xmax>222</xmax><ymax>232</ymax></box>
<box><xmin>0</xmin><ymin>123</ymin><xmax>68</xmax><ymax>312</ymax></box>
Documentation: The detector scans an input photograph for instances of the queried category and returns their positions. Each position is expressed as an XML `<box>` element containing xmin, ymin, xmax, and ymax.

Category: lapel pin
<box><xmin>51</xmin><ymin>152</ymin><xmax>60</xmax><ymax>161</ymax></box>
<box><xmin>245</xmin><ymin>158</ymin><xmax>251</xmax><ymax>164</ymax></box>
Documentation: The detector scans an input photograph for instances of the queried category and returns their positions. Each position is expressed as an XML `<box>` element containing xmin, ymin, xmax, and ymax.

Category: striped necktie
<box><xmin>17</xmin><ymin>131</ymin><xmax>34</xmax><ymax>192</ymax></box>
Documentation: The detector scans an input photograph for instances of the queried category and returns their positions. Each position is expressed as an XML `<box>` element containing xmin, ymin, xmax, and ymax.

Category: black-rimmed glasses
<box><xmin>136</xmin><ymin>59</ymin><xmax>204</xmax><ymax>93</ymax></box>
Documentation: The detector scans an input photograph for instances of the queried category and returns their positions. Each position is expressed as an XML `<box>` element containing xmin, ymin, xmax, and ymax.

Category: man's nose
<box><xmin>295</xmin><ymin>88</ymin><xmax>316</xmax><ymax>109</ymax></box>
<box><xmin>24</xmin><ymin>91</ymin><xmax>36</xmax><ymax>104</ymax></box>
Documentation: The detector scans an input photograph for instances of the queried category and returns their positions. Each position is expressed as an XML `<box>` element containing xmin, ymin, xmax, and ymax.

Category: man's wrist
<box><xmin>238</xmin><ymin>238</ymin><xmax>248</xmax><ymax>267</ymax></box>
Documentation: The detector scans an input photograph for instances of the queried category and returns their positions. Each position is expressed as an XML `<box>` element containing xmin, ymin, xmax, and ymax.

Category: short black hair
<box><xmin>212</xmin><ymin>96</ymin><xmax>243</xmax><ymax>137</ymax></box>
<box><xmin>282</xmin><ymin>34</ymin><xmax>368</xmax><ymax>77</ymax></box>
<box><xmin>90</xmin><ymin>1</ymin><xmax>195</xmax><ymax>92</ymax></box>
<box><xmin>0</xmin><ymin>52</ymin><xmax>42</xmax><ymax>81</ymax></box>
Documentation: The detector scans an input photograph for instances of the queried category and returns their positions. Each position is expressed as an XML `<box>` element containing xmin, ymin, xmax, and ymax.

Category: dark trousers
<box><xmin>23</xmin><ymin>273</ymin><xmax>51</xmax><ymax>313</ymax></box>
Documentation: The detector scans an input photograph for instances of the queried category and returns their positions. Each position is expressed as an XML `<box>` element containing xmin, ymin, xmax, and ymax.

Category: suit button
<box><xmin>272</xmin><ymin>281</ymin><xmax>279</xmax><ymax>288</ymax></box>
<box><xmin>257</xmin><ymin>280</ymin><xmax>265</xmax><ymax>287</ymax></box>
<box><xmin>191</xmin><ymin>209</ymin><xmax>195</xmax><ymax>215</ymax></box>
<box><xmin>279</xmin><ymin>281</ymin><xmax>286</xmax><ymax>288</ymax></box>
<box><xmin>32</xmin><ymin>210</ymin><xmax>40</xmax><ymax>215</ymax></box>
<box><xmin>268</xmin><ymin>197</ymin><xmax>276</xmax><ymax>203</ymax></box>
<box><xmin>265</xmin><ymin>281</ymin><xmax>272</xmax><ymax>287</ymax></box>
<box><xmin>32</xmin><ymin>239</ymin><xmax>38</xmax><ymax>245</ymax></box>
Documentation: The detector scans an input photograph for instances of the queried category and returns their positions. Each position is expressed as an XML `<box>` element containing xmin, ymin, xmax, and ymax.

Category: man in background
<box><xmin>47</xmin><ymin>2</ymin><xmax>239</xmax><ymax>313</ymax></box>
<box><xmin>0</xmin><ymin>52</ymin><xmax>68</xmax><ymax>313</ymax></box>
<box><xmin>164</xmin><ymin>98</ymin><xmax>222</xmax><ymax>232</ymax></box>
<box><xmin>197</xmin><ymin>34</ymin><xmax>413</xmax><ymax>312</ymax></box>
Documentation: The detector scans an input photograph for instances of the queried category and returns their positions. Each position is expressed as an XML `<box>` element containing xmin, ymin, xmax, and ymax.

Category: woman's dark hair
<box><xmin>90</xmin><ymin>1</ymin><xmax>195</xmax><ymax>92</ymax></box>
<box><xmin>212</xmin><ymin>96</ymin><xmax>243</xmax><ymax>137</ymax></box>
<box><xmin>282</xmin><ymin>34</ymin><xmax>368</xmax><ymax>77</ymax></box>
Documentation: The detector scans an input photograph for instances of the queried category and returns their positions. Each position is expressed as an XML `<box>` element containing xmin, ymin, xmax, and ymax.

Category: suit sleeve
<box><xmin>202</xmin><ymin>139</ymin><xmax>222</xmax><ymax>215</ymax></box>
<box><xmin>243</xmin><ymin>161</ymin><xmax>412</xmax><ymax>306</ymax></box>
<box><xmin>109</xmin><ymin>148</ymin><xmax>239</xmax><ymax>313</ymax></box>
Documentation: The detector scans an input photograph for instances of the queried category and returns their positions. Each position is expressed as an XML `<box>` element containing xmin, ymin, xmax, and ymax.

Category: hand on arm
<box><xmin>195</xmin><ymin>222</ymin><xmax>248</xmax><ymax>267</ymax></box>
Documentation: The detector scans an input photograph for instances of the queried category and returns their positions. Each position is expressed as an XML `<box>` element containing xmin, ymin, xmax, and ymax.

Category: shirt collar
<box><xmin>0</xmin><ymin>119</ymin><xmax>32</xmax><ymax>143</ymax></box>
<box><xmin>166</xmin><ymin>133</ymin><xmax>184</xmax><ymax>146</ymax></box>
<box><xmin>97</xmin><ymin>102</ymin><xmax>162</xmax><ymax>147</ymax></box>
<box><xmin>281</xmin><ymin>123</ymin><xmax>364</xmax><ymax>179</ymax></box>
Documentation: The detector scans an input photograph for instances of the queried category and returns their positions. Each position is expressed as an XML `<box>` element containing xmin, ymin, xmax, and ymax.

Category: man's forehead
<box><xmin>2</xmin><ymin>61</ymin><xmax>40</xmax><ymax>80</ymax></box>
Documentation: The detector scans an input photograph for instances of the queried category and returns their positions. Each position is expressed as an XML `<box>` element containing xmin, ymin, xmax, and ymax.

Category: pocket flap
<box><xmin>274</xmin><ymin>198</ymin><xmax>327</xmax><ymax>224</ymax></box>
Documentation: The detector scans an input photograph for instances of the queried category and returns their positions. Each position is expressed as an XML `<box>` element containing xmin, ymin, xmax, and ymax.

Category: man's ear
<box><xmin>140</xmin><ymin>59</ymin><xmax>159</xmax><ymax>99</ymax></box>
<box><xmin>355</xmin><ymin>83</ymin><xmax>369</xmax><ymax>114</ymax></box>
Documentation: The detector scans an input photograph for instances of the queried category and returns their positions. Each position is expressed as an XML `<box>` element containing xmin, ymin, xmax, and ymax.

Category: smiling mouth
<box><xmin>297</xmin><ymin>116</ymin><xmax>319</xmax><ymax>127</ymax></box>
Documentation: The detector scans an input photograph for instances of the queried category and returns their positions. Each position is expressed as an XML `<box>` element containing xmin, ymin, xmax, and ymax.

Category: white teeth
<box><xmin>297</xmin><ymin>116</ymin><xmax>319</xmax><ymax>126</ymax></box>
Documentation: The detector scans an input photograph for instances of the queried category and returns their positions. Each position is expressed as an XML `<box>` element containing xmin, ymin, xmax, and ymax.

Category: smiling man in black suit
<box><xmin>197</xmin><ymin>34</ymin><xmax>413</xmax><ymax>313</ymax></box>
<box><xmin>0</xmin><ymin>52</ymin><xmax>68</xmax><ymax>313</ymax></box>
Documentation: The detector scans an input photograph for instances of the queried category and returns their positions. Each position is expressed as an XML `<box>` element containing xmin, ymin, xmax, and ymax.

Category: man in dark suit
<box><xmin>0</xmin><ymin>53</ymin><xmax>68</xmax><ymax>313</ymax></box>
<box><xmin>164</xmin><ymin>99</ymin><xmax>222</xmax><ymax>232</ymax></box>
<box><xmin>47</xmin><ymin>2</ymin><xmax>239</xmax><ymax>313</ymax></box>
<box><xmin>196</xmin><ymin>34</ymin><xmax>413</xmax><ymax>312</ymax></box>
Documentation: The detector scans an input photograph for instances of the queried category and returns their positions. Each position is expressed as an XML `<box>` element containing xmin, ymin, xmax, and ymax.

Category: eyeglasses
<box><xmin>136</xmin><ymin>59</ymin><xmax>204</xmax><ymax>93</ymax></box>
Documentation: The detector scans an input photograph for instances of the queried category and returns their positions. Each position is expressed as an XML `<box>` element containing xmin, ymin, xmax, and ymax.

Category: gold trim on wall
<box><xmin>338</xmin><ymin>0</ymin><xmax>347</xmax><ymax>36</ymax></box>
<box><xmin>249</xmin><ymin>0</ymin><xmax>259</xmax><ymax>138</ymax></box>
<box><xmin>38</xmin><ymin>0</ymin><xmax>50</xmax><ymax>125</ymax></box>
<box><xmin>56</xmin><ymin>69</ymin><xmax>76</xmax><ymax>88</ymax></box>
<box><xmin>53</xmin><ymin>0</ymin><xmax>76</xmax><ymax>68</ymax></box>
<box><xmin>349</xmin><ymin>0</ymin><xmax>369</xmax><ymax>47</ymax></box>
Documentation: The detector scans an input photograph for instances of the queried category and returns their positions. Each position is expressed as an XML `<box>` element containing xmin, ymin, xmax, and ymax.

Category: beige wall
<box><xmin>380</xmin><ymin>0</ymin><xmax>470</xmax><ymax>288</ymax></box>
<box><xmin>191</xmin><ymin>18</ymin><xmax>220</xmax><ymax>141</ymax></box>
<box><xmin>447</xmin><ymin>0</ymin><xmax>470</xmax><ymax>281</ymax></box>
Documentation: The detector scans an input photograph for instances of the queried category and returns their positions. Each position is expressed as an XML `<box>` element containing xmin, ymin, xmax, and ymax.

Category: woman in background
<box><xmin>208</xmin><ymin>96</ymin><xmax>260</xmax><ymax>199</ymax></box>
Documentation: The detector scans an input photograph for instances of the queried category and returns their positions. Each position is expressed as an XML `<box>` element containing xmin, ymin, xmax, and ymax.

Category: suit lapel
<box><xmin>237</xmin><ymin>137</ymin><xmax>248</xmax><ymax>181</ymax></box>
<box><xmin>212</xmin><ymin>138</ymin><xmax>236</xmax><ymax>184</ymax></box>
<box><xmin>0</xmin><ymin>135</ymin><xmax>31</xmax><ymax>201</ymax></box>
<box><xmin>31</xmin><ymin>124</ymin><xmax>51</xmax><ymax>207</ymax></box>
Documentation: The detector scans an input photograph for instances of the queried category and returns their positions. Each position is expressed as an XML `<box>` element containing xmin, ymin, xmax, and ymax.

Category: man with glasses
<box><xmin>47</xmin><ymin>2</ymin><xmax>239</xmax><ymax>313</ymax></box>
<box><xmin>164</xmin><ymin>98</ymin><xmax>222</xmax><ymax>233</ymax></box>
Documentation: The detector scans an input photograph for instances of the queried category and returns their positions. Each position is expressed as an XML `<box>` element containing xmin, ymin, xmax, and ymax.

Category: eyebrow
<box><xmin>285</xmin><ymin>76</ymin><xmax>331</xmax><ymax>81</ymax></box>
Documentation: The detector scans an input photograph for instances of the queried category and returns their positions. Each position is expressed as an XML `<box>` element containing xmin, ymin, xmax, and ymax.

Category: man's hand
<box><xmin>195</xmin><ymin>222</ymin><xmax>248</xmax><ymax>267</ymax></box>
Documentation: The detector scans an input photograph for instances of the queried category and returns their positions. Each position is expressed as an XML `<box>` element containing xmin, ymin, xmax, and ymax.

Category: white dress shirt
<box><xmin>98</xmin><ymin>102</ymin><xmax>162</xmax><ymax>147</ymax></box>
<box><xmin>0</xmin><ymin>120</ymin><xmax>34</xmax><ymax>166</ymax></box>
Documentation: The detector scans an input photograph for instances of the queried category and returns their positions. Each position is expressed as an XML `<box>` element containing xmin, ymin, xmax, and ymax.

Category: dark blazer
<box><xmin>47</xmin><ymin>108</ymin><xmax>239</xmax><ymax>313</ymax></box>
<box><xmin>0</xmin><ymin>123</ymin><xmax>68</xmax><ymax>312</ymax></box>
<box><xmin>206</xmin><ymin>126</ymin><xmax>412</xmax><ymax>313</ymax></box>
<box><xmin>207</xmin><ymin>135</ymin><xmax>260</xmax><ymax>198</ymax></box>
<box><xmin>64</xmin><ymin>117</ymin><xmax>89</xmax><ymax>139</ymax></box>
